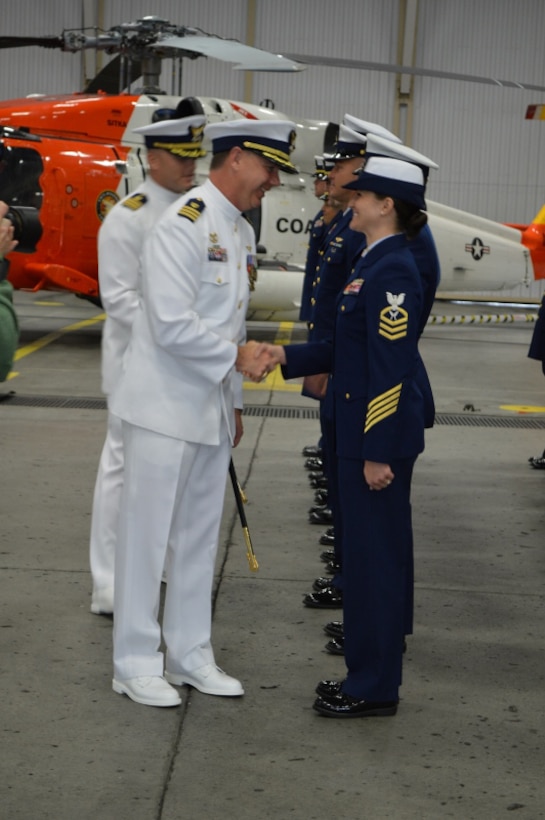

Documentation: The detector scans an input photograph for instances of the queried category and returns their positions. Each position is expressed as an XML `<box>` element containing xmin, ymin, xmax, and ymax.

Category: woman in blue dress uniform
<box><xmin>263</xmin><ymin>155</ymin><xmax>434</xmax><ymax>717</ymax></box>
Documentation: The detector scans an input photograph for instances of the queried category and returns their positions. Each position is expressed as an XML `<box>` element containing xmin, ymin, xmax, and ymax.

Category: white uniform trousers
<box><xmin>113</xmin><ymin>420</ymin><xmax>231</xmax><ymax>681</ymax></box>
<box><xmin>89</xmin><ymin>411</ymin><xmax>124</xmax><ymax>598</ymax></box>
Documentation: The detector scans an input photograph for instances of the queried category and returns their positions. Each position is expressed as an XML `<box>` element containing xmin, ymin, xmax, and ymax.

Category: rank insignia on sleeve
<box><xmin>178</xmin><ymin>197</ymin><xmax>206</xmax><ymax>222</ymax></box>
<box><xmin>122</xmin><ymin>193</ymin><xmax>148</xmax><ymax>211</ymax></box>
<box><xmin>364</xmin><ymin>383</ymin><xmax>402</xmax><ymax>433</ymax></box>
<box><xmin>247</xmin><ymin>254</ymin><xmax>257</xmax><ymax>291</ymax></box>
<box><xmin>379</xmin><ymin>292</ymin><xmax>408</xmax><ymax>340</ymax></box>
<box><xmin>343</xmin><ymin>278</ymin><xmax>364</xmax><ymax>295</ymax></box>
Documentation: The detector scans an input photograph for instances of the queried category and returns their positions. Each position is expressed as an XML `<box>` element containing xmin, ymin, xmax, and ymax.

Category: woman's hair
<box><xmin>393</xmin><ymin>198</ymin><xmax>428</xmax><ymax>240</ymax></box>
<box><xmin>374</xmin><ymin>193</ymin><xmax>428</xmax><ymax>240</ymax></box>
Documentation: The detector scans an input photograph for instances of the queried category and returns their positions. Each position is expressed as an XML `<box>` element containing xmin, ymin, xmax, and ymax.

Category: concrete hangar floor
<box><xmin>1</xmin><ymin>289</ymin><xmax>544</xmax><ymax>820</ymax></box>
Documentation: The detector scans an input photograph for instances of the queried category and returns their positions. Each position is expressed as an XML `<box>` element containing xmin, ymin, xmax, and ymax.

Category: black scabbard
<box><xmin>229</xmin><ymin>459</ymin><xmax>258</xmax><ymax>572</ymax></box>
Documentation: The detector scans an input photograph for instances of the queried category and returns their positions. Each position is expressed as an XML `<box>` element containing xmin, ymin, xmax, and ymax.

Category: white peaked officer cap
<box><xmin>364</xmin><ymin>133</ymin><xmax>438</xmax><ymax>182</ymax></box>
<box><xmin>133</xmin><ymin>115</ymin><xmax>207</xmax><ymax>158</ymax></box>
<box><xmin>332</xmin><ymin>124</ymin><xmax>369</xmax><ymax>159</ymax></box>
<box><xmin>204</xmin><ymin>119</ymin><xmax>298</xmax><ymax>174</ymax></box>
<box><xmin>342</xmin><ymin>114</ymin><xmax>402</xmax><ymax>144</ymax></box>
<box><xmin>312</xmin><ymin>155</ymin><xmax>327</xmax><ymax>178</ymax></box>
<box><xmin>343</xmin><ymin>156</ymin><xmax>426</xmax><ymax>210</ymax></box>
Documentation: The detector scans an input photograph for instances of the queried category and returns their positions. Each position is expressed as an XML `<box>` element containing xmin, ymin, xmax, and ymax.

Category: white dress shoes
<box><xmin>90</xmin><ymin>586</ymin><xmax>114</xmax><ymax>615</ymax></box>
<box><xmin>165</xmin><ymin>664</ymin><xmax>244</xmax><ymax>697</ymax></box>
<box><xmin>112</xmin><ymin>676</ymin><xmax>181</xmax><ymax>707</ymax></box>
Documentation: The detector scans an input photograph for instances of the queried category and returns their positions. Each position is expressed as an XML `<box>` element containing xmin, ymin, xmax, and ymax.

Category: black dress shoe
<box><xmin>314</xmin><ymin>489</ymin><xmax>328</xmax><ymax>505</ymax></box>
<box><xmin>320</xmin><ymin>548</ymin><xmax>335</xmax><ymax>563</ymax></box>
<box><xmin>303</xmin><ymin>587</ymin><xmax>343</xmax><ymax>608</ymax></box>
<box><xmin>324</xmin><ymin>560</ymin><xmax>340</xmax><ymax>575</ymax></box>
<box><xmin>530</xmin><ymin>456</ymin><xmax>545</xmax><ymax>469</ymax></box>
<box><xmin>323</xmin><ymin>620</ymin><xmax>343</xmax><ymax>638</ymax></box>
<box><xmin>309</xmin><ymin>475</ymin><xmax>328</xmax><ymax>489</ymax></box>
<box><xmin>315</xmin><ymin>679</ymin><xmax>342</xmax><ymax>698</ymax></box>
<box><xmin>313</xmin><ymin>692</ymin><xmax>398</xmax><ymax>718</ymax></box>
<box><xmin>308</xmin><ymin>502</ymin><xmax>329</xmax><ymax>515</ymax></box>
<box><xmin>312</xmin><ymin>576</ymin><xmax>333</xmax><ymax>591</ymax></box>
<box><xmin>319</xmin><ymin>531</ymin><xmax>335</xmax><ymax>546</ymax></box>
<box><xmin>304</xmin><ymin>457</ymin><xmax>323</xmax><ymax>470</ymax></box>
<box><xmin>307</xmin><ymin>470</ymin><xmax>324</xmax><ymax>481</ymax></box>
<box><xmin>325</xmin><ymin>637</ymin><xmax>344</xmax><ymax>655</ymax></box>
<box><xmin>309</xmin><ymin>508</ymin><xmax>333</xmax><ymax>525</ymax></box>
<box><xmin>302</xmin><ymin>445</ymin><xmax>322</xmax><ymax>457</ymax></box>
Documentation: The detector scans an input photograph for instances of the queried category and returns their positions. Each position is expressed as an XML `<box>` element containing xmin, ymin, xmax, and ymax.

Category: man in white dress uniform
<box><xmin>89</xmin><ymin>115</ymin><xmax>207</xmax><ymax>617</ymax></box>
<box><xmin>109</xmin><ymin>119</ymin><xmax>298</xmax><ymax>706</ymax></box>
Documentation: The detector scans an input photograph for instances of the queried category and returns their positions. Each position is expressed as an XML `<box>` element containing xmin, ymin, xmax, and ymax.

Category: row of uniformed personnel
<box><xmin>254</xmin><ymin>114</ymin><xmax>441</xmax><ymax>717</ymax></box>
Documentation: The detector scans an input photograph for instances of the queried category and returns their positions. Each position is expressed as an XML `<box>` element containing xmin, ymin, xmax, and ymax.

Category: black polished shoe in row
<box><xmin>320</xmin><ymin>548</ymin><xmax>335</xmax><ymax>563</ymax></box>
<box><xmin>309</xmin><ymin>508</ymin><xmax>333</xmax><ymax>525</ymax></box>
<box><xmin>325</xmin><ymin>637</ymin><xmax>344</xmax><ymax>655</ymax></box>
<box><xmin>313</xmin><ymin>692</ymin><xmax>398</xmax><ymax>718</ymax></box>
<box><xmin>309</xmin><ymin>475</ymin><xmax>328</xmax><ymax>489</ymax></box>
<box><xmin>308</xmin><ymin>502</ymin><xmax>329</xmax><ymax>515</ymax></box>
<box><xmin>323</xmin><ymin>620</ymin><xmax>343</xmax><ymax>638</ymax></box>
<box><xmin>323</xmin><ymin>560</ymin><xmax>340</xmax><ymax>575</ymax></box>
<box><xmin>319</xmin><ymin>530</ymin><xmax>335</xmax><ymax>546</ymax></box>
<box><xmin>314</xmin><ymin>489</ymin><xmax>328</xmax><ymax>505</ymax></box>
<box><xmin>312</xmin><ymin>576</ymin><xmax>333</xmax><ymax>592</ymax></box>
<box><xmin>302</xmin><ymin>445</ymin><xmax>322</xmax><ymax>457</ymax></box>
<box><xmin>321</xmin><ymin>621</ymin><xmax>407</xmax><ymax>653</ymax></box>
<box><xmin>304</xmin><ymin>457</ymin><xmax>323</xmax><ymax>470</ymax></box>
<box><xmin>303</xmin><ymin>586</ymin><xmax>343</xmax><ymax>609</ymax></box>
<box><xmin>315</xmin><ymin>679</ymin><xmax>342</xmax><ymax>699</ymax></box>
<box><xmin>529</xmin><ymin>456</ymin><xmax>545</xmax><ymax>469</ymax></box>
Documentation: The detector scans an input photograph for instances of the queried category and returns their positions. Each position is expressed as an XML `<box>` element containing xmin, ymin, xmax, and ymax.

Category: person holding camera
<box><xmin>0</xmin><ymin>201</ymin><xmax>19</xmax><ymax>383</ymax></box>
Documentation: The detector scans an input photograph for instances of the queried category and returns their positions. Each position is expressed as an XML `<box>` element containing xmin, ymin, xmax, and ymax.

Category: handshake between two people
<box><xmin>236</xmin><ymin>340</ymin><xmax>286</xmax><ymax>382</ymax></box>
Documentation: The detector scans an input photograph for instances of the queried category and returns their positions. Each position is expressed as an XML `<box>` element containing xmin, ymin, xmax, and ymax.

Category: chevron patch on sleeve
<box><xmin>364</xmin><ymin>383</ymin><xmax>402</xmax><ymax>433</ymax></box>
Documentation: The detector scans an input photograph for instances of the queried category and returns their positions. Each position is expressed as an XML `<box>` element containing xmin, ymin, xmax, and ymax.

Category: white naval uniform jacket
<box><xmin>110</xmin><ymin>179</ymin><xmax>252</xmax><ymax>446</ymax></box>
<box><xmin>98</xmin><ymin>177</ymin><xmax>181</xmax><ymax>396</ymax></box>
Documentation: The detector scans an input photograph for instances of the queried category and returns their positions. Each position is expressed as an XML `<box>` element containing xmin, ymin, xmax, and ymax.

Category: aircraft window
<box><xmin>0</xmin><ymin>146</ymin><xmax>44</xmax><ymax>210</ymax></box>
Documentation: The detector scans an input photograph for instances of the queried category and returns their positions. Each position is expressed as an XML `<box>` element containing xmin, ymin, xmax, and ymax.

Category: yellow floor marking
<box><xmin>13</xmin><ymin>313</ymin><xmax>106</xmax><ymax>364</ymax></box>
<box><xmin>500</xmin><ymin>404</ymin><xmax>545</xmax><ymax>414</ymax></box>
<box><xmin>33</xmin><ymin>300</ymin><xmax>66</xmax><ymax>306</ymax></box>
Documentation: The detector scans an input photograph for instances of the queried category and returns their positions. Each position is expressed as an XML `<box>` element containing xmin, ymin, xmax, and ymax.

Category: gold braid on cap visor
<box><xmin>242</xmin><ymin>140</ymin><xmax>295</xmax><ymax>170</ymax></box>
<box><xmin>151</xmin><ymin>141</ymin><xmax>206</xmax><ymax>158</ymax></box>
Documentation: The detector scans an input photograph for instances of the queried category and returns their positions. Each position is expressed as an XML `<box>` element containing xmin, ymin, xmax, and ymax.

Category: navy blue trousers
<box><xmin>338</xmin><ymin>456</ymin><xmax>416</xmax><ymax>702</ymax></box>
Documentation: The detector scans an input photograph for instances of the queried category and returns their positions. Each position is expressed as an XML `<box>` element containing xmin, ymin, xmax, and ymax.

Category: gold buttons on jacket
<box><xmin>345</xmin><ymin>392</ymin><xmax>350</xmax><ymax>399</ymax></box>
<box><xmin>216</xmin><ymin>277</ymin><xmax>223</xmax><ymax>283</ymax></box>
<box><xmin>341</xmin><ymin>305</ymin><xmax>345</xmax><ymax>311</ymax></box>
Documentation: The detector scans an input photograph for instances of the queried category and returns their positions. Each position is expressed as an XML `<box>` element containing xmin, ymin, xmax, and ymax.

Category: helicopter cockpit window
<box><xmin>0</xmin><ymin>145</ymin><xmax>44</xmax><ymax>210</ymax></box>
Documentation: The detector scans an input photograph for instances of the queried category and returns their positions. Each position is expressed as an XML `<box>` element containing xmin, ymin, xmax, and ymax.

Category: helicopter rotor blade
<box><xmin>283</xmin><ymin>53</ymin><xmax>545</xmax><ymax>93</ymax></box>
<box><xmin>0</xmin><ymin>35</ymin><xmax>63</xmax><ymax>50</ymax></box>
<box><xmin>153</xmin><ymin>35</ymin><xmax>304</xmax><ymax>72</ymax></box>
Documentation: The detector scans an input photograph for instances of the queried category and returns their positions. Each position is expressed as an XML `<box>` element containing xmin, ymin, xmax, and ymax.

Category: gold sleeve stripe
<box><xmin>364</xmin><ymin>383</ymin><xmax>402</xmax><ymax>433</ymax></box>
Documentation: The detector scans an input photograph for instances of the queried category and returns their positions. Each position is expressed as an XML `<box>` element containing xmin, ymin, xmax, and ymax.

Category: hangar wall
<box><xmin>1</xmin><ymin>0</ymin><xmax>544</xmax><ymax>224</ymax></box>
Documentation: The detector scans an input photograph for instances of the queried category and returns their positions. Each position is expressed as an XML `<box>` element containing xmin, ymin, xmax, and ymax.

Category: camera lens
<box><xmin>5</xmin><ymin>206</ymin><xmax>43</xmax><ymax>253</ymax></box>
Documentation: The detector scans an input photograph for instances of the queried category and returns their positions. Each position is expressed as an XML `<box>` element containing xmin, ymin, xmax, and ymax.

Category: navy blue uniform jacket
<box><xmin>528</xmin><ymin>294</ymin><xmax>545</xmax><ymax>373</ymax></box>
<box><xmin>299</xmin><ymin>207</ymin><xmax>329</xmax><ymax>322</ymax></box>
<box><xmin>283</xmin><ymin>233</ymin><xmax>434</xmax><ymax>464</ymax></box>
